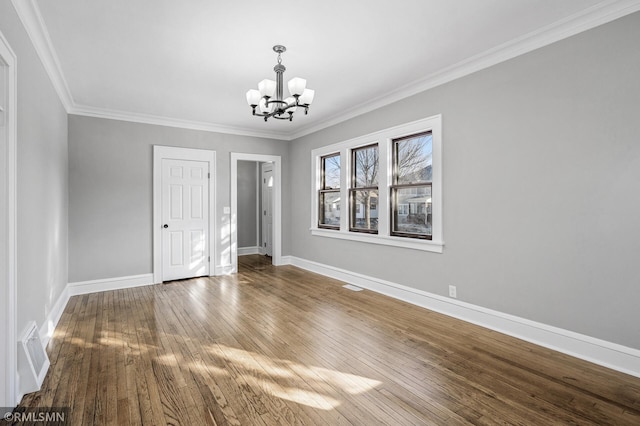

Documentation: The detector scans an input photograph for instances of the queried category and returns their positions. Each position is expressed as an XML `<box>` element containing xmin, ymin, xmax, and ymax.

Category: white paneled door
<box><xmin>162</xmin><ymin>159</ymin><xmax>209</xmax><ymax>281</ymax></box>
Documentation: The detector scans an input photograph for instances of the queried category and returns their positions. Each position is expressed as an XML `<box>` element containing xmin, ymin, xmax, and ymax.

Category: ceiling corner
<box><xmin>11</xmin><ymin>0</ymin><xmax>74</xmax><ymax>111</ymax></box>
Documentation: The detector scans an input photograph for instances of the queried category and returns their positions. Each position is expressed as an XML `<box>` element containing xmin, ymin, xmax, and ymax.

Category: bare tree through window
<box><xmin>319</xmin><ymin>153</ymin><xmax>341</xmax><ymax>228</ymax></box>
<box><xmin>351</xmin><ymin>144</ymin><xmax>379</xmax><ymax>232</ymax></box>
<box><xmin>392</xmin><ymin>132</ymin><xmax>433</xmax><ymax>238</ymax></box>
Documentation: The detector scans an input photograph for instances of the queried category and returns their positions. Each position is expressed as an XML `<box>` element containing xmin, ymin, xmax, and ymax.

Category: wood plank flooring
<box><xmin>19</xmin><ymin>255</ymin><xmax>640</xmax><ymax>425</ymax></box>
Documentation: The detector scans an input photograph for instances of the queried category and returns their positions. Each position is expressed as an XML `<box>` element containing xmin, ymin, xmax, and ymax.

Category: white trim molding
<box><xmin>13</xmin><ymin>0</ymin><xmax>640</xmax><ymax>141</ymax></box>
<box><xmin>11</xmin><ymin>0</ymin><xmax>74</xmax><ymax>111</ymax></box>
<box><xmin>230</xmin><ymin>153</ymin><xmax>283</xmax><ymax>273</ymax></box>
<box><xmin>310</xmin><ymin>228</ymin><xmax>445</xmax><ymax>253</ymax></box>
<box><xmin>310</xmin><ymin>115</ymin><xmax>444</xmax><ymax>253</ymax></box>
<box><xmin>0</xmin><ymin>28</ymin><xmax>18</xmax><ymax>408</ymax></box>
<box><xmin>39</xmin><ymin>286</ymin><xmax>69</xmax><ymax>349</ymax></box>
<box><xmin>40</xmin><ymin>273</ymin><xmax>154</xmax><ymax>351</ymax></box>
<box><xmin>68</xmin><ymin>274</ymin><xmax>154</xmax><ymax>296</ymax></box>
<box><xmin>69</xmin><ymin>106</ymin><xmax>289</xmax><ymax>141</ymax></box>
<box><xmin>238</xmin><ymin>246</ymin><xmax>261</xmax><ymax>256</ymax></box>
<box><xmin>153</xmin><ymin>146</ymin><xmax>217</xmax><ymax>283</ymax></box>
<box><xmin>215</xmin><ymin>265</ymin><xmax>235</xmax><ymax>276</ymax></box>
<box><xmin>288</xmin><ymin>0</ymin><xmax>640</xmax><ymax>140</ymax></box>
<box><xmin>289</xmin><ymin>256</ymin><xmax>640</xmax><ymax>378</ymax></box>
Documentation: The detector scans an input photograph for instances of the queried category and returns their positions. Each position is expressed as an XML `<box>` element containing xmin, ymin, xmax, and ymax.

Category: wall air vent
<box><xmin>17</xmin><ymin>321</ymin><xmax>50</xmax><ymax>398</ymax></box>
<box><xmin>342</xmin><ymin>284</ymin><xmax>363</xmax><ymax>292</ymax></box>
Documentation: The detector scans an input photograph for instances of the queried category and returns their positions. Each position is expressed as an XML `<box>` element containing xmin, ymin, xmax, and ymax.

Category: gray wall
<box><xmin>237</xmin><ymin>160</ymin><xmax>258</xmax><ymax>248</ymax></box>
<box><xmin>68</xmin><ymin>116</ymin><xmax>290</xmax><ymax>282</ymax></box>
<box><xmin>5</xmin><ymin>0</ymin><xmax>639</xmax><ymax>357</ymax></box>
<box><xmin>0</xmin><ymin>3</ymin><xmax>69</xmax><ymax>335</ymax></box>
<box><xmin>289</xmin><ymin>12</ymin><xmax>640</xmax><ymax>349</ymax></box>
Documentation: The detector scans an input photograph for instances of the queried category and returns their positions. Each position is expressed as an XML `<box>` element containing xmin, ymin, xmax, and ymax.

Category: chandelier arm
<box><xmin>251</xmin><ymin>109</ymin><xmax>270</xmax><ymax>118</ymax></box>
<box><xmin>246</xmin><ymin>45</ymin><xmax>311</xmax><ymax>121</ymax></box>
<box><xmin>253</xmin><ymin>102</ymin><xmax>310</xmax><ymax>119</ymax></box>
<box><xmin>265</xmin><ymin>99</ymin><xmax>288</xmax><ymax>106</ymax></box>
<box><xmin>256</xmin><ymin>108</ymin><xmax>287</xmax><ymax>121</ymax></box>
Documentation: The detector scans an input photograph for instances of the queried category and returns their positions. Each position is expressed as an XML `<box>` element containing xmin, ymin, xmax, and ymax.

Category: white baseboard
<box><xmin>39</xmin><ymin>274</ymin><xmax>154</xmax><ymax>349</ymax></box>
<box><xmin>215</xmin><ymin>265</ymin><xmax>235</xmax><ymax>275</ymax></box>
<box><xmin>238</xmin><ymin>246</ymin><xmax>261</xmax><ymax>256</ymax></box>
<box><xmin>68</xmin><ymin>273</ymin><xmax>154</xmax><ymax>296</ymax></box>
<box><xmin>289</xmin><ymin>256</ymin><xmax>640</xmax><ymax>378</ymax></box>
<box><xmin>280</xmin><ymin>255</ymin><xmax>293</xmax><ymax>265</ymax></box>
<box><xmin>39</xmin><ymin>286</ymin><xmax>70</xmax><ymax>348</ymax></box>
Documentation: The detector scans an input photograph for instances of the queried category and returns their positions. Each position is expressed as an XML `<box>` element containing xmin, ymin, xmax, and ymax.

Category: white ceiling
<box><xmin>21</xmin><ymin>0</ymin><xmax>640</xmax><ymax>139</ymax></box>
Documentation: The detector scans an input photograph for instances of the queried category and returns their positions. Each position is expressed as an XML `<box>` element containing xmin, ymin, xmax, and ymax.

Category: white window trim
<box><xmin>310</xmin><ymin>115</ymin><xmax>443</xmax><ymax>253</ymax></box>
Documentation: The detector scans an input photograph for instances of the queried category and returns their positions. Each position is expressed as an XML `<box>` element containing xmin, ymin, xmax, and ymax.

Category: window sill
<box><xmin>310</xmin><ymin>228</ymin><xmax>444</xmax><ymax>253</ymax></box>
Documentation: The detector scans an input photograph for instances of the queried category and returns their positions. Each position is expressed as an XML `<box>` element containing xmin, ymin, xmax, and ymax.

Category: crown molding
<box><xmin>11</xmin><ymin>0</ymin><xmax>74</xmax><ymax>111</ymax></box>
<box><xmin>289</xmin><ymin>0</ymin><xmax>640</xmax><ymax>140</ymax></box>
<box><xmin>13</xmin><ymin>0</ymin><xmax>640</xmax><ymax>141</ymax></box>
<box><xmin>68</xmin><ymin>104</ymin><xmax>290</xmax><ymax>140</ymax></box>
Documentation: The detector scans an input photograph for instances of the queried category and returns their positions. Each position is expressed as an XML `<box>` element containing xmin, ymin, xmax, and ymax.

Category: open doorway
<box><xmin>236</xmin><ymin>160</ymin><xmax>273</xmax><ymax>272</ymax></box>
<box><xmin>236</xmin><ymin>160</ymin><xmax>262</xmax><ymax>256</ymax></box>
<box><xmin>230</xmin><ymin>153</ymin><xmax>282</xmax><ymax>274</ymax></box>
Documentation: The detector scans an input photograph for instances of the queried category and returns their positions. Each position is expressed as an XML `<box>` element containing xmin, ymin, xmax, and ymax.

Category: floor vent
<box><xmin>342</xmin><ymin>284</ymin><xmax>363</xmax><ymax>291</ymax></box>
<box><xmin>18</xmin><ymin>321</ymin><xmax>50</xmax><ymax>396</ymax></box>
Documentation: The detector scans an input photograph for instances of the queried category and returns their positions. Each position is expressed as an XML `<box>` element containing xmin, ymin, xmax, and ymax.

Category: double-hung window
<box><xmin>350</xmin><ymin>144</ymin><xmax>379</xmax><ymax>233</ymax></box>
<box><xmin>391</xmin><ymin>131</ymin><xmax>433</xmax><ymax>239</ymax></box>
<box><xmin>318</xmin><ymin>153</ymin><xmax>341</xmax><ymax>229</ymax></box>
<box><xmin>311</xmin><ymin>115</ymin><xmax>443</xmax><ymax>253</ymax></box>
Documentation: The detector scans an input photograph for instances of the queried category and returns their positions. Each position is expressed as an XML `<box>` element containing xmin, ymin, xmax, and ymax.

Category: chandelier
<box><xmin>245</xmin><ymin>45</ymin><xmax>315</xmax><ymax>122</ymax></box>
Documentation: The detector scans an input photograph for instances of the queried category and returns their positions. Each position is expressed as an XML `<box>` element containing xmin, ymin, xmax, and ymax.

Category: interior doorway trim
<box><xmin>0</xmin><ymin>30</ymin><xmax>18</xmax><ymax>408</ymax></box>
<box><xmin>230</xmin><ymin>153</ymin><xmax>282</xmax><ymax>273</ymax></box>
<box><xmin>152</xmin><ymin>146</ymin><xmax>217</xmax><ymax>283</ymax></box>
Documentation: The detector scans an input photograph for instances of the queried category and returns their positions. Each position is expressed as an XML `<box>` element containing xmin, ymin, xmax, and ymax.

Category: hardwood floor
<box><xmin>19</xmin><ymin>255</ymin><xmax>640</xmax><ymax>425</ymax></box>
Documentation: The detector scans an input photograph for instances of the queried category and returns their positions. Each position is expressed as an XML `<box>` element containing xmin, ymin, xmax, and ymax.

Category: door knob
<box><xmin>163</xmin><ymin>224</ymin><xmax>168</xmax><ymax>228</ymax></box>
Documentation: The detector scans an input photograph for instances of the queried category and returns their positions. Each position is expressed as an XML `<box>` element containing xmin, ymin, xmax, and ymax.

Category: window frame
<box><xmin>318</xmin><ymin>152</ymin><xmax>341</xmax><ymax>229</ymax></box>
<box><xmin>390</xmin><ymin>131</ymin><xmax>433</xmax><ymax>240</ymax></box>
<box><xmin>349</xmin><ymin>143</ymin><xmax>379</xmax><ymax>234</ymax></box>
<box><xmin>310</xmin><ymin>115</ymin><xmax>443</xmax><ymax>253</ymax></box>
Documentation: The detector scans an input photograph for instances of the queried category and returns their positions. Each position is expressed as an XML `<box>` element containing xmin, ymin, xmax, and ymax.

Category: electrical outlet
<box><xmin>448</xmin><ymin>285</ymin><xmax>457</xmax><ymax>298</ymax></box>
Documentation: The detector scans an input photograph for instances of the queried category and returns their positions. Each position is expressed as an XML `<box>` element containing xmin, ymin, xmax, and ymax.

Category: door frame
<box><xmin>260</xmin><ymin>162</ymin><xmax>274</xmax><ymax>256</ymax></box>
<box><xmin>153</xmin><ymin>146</ymin><xmax>216</xmax><ymax>283</ymax></box>
<box><xmin>230</xmin><ymin>153</ymin><xmax>282</xmax><ymax>273</ymax></box>
<box><xmin>0</xmin><ymin>30</ymin><xmax>18</xmax><ymax>408</ymax></box>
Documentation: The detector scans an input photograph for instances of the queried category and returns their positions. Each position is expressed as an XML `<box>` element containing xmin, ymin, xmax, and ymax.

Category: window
<box><xmin>350</xmin><ymin>144</ymin><xmax>379</xmax><ymax>233</ymax></box>
<box><xmin>391</xmin><ymin>131</ymin><xmax>433</xmax><ymax>239</ymax></box>
<box><xmin>318</xmin><ymin>153</ymin><xmax>341</xmax><ymax>228</ymax></box>
<box><xmin>310</xmin><ymin>115</ymin><xmax>442</xmax><ymax>253</ymax></box>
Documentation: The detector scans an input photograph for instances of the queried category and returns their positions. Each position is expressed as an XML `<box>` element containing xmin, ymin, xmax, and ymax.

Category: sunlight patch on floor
<box><xmin>206</xmin><ymin>343</ymin><xmax>382</xmax><ymax>410</ymax></box>
<box><xmin>269</xmin><ymin>386</ymin><xmax>341</xmax><ymax>410</ymax></box>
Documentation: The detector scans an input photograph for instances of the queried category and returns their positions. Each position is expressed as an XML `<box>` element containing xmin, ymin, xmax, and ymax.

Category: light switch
<box><xmin>223</xmin><ymin>206</ymin><xmax>230</xmax><ymax>214</ymax></box>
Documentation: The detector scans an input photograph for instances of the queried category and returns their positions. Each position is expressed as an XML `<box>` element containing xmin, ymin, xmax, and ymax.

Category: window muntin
<box><xmin>318</xmin><ymin>153</ymin><xmax>341</xmax><ymax>228</ymax></box>
<box><xmin>310</xmin><ymin>115</ymin><xmax>442</xmax><ymax>253</ymax></box>
<box><xmin>350</xmin><ymin>144</ymin><xmax>379</xmax><ymax>233</ymax></box>
<box><xmin>391</xmin><ymin>132</ymin><xmax>433</xmax><ymax>239</ymax></box>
